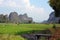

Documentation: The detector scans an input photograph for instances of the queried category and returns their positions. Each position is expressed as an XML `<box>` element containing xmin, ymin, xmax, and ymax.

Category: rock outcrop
<box><xmin>9</xmin><ymin>12</ymin><xmax>33</xmax><ymax>23</ymax></box>
<box><xmin>48</xmin><ymin>12</ymin><xmax>60</xmax><ymax>23</ymax></box>
<box><xmin>19</xmin><ymin>14</ymin><xmax>33</xmax><ymax>23</ymax></box>
<box><xmin>9</xmin><ymin>12</ymin><xmax>19</xmax><ymax>23</ymax></box>
<box><xmin>42</xmin><ymin>12</ymin><xmax>60</xmax><ymax>24</ymax></box>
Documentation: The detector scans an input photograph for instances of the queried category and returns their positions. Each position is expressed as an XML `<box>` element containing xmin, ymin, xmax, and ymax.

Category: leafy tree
<box><xmin>0</xmin><ymin>14</ymin><xmax>8</xmax><ymax>23</ymax></box>
<box><xmin>3</xmin><ymin>15</ymin><xmax>9</xmax><ymax>23</ymax></box>
<box><xmin>49</xmin><ymin>0</ymin><xmax>60</xmax><ymax>17</ymax></box>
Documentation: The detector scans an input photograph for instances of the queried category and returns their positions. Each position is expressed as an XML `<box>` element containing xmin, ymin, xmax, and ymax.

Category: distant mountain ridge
<box><xmin>48</xmin><ymin>12</ymin><xmax>60</xmax><ymax>23</ymax></box>
<box><xmin>9</xmin><ymin>12</ymin><xmax>33</xmax><ymax>23</ymax></box>
<box><xmin>0</xmin><ymin>12</ymin><xmax>33</xmax><ymax>23</ymax></box>
<box><xmin>42</xmin><ymin>12</ymin><xmax>60</xmax><ymax>24</ymax></box>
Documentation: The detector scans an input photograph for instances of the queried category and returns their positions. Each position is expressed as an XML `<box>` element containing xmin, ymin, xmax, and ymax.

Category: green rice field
<box><xmin>0</xmin><ymin>23</ymin><xmax>59</xmax><ymax>40</ymax></box>
<box><xmin>0</xmin><ymin>23</ymin><xmax>53</xmax><ymax>34</ymax></box>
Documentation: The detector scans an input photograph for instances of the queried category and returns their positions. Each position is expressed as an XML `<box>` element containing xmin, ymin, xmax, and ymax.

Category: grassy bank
<box><xmin>0</xmin><ymin>34</ymin><xmax>27</xmax><ymax>40</ymax></box>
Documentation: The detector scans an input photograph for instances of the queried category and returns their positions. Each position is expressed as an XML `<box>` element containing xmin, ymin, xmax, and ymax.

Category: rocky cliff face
<box><xmin>19</xmin><ymin>14</ymin><xmax>33</xmax><ymax>23</ymax></box>
<box><xmin>48</xmin><ymin>12</ymin><xmax>60</xmax><ymax>23</ymax></box>
<box><xmin>9</xmin><ymin>12</ymin><xmax>33</xmax><ymax>23</ymax></box>
<box><xmin>42</xmin><ymin>12</ymin><xmax>60</xmax><ymax>24</ymax></box>
<box><xmin>9</xmin><ymin>12</ymin><xmax>19</xmax><ymax>23</ymax></box>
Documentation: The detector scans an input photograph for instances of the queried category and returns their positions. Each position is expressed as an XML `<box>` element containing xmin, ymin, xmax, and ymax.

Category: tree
<box><xmin>49</xmin><ymin>0</ymin><xmax>60</xmax><ymax>17</ymax></box>
<box><xmin>0</xmin><ymin>14</ymin><xmax>8</xmax><ymax>23</ymax></box>
<box><xmin>3</xmin><ymin>15</ymin><xmax>9</xmax><ymax>23</ymax></box>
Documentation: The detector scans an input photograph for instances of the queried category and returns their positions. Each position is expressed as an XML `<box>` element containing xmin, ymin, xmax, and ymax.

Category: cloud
<box><xmin>23</xmin><ymin>0</ymin><xmax>30</xmax><ymax>7</ymax></box>
<box><xmin>8</xmin><ymin>1</ymin><xmax>17</xmax><ymax>7</ymax></box>
<box><xmin>3</xmin><ymin>0</ymin><xmax>45</xmax><ymax>13</ymax></box>
<box><xmin>2</xmin><ymin>0</ymin><xmax>17</xmax><ymax>7</ymax></box>
<box><xmin>0</xmin><ymin>0</ymin><xmax>4</xmax><ymax>5</ymax></box>
<box><xmin>29</xmin><ymin>7</ymin><xmax>48</xmax><ymax>22</ymax></box>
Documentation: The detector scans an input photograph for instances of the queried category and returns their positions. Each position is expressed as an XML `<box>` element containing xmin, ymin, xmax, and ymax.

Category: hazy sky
<box><xmin>0</xmin><ymin>0</ymin><xmax>53</xmax><ymax>22</ymax></box>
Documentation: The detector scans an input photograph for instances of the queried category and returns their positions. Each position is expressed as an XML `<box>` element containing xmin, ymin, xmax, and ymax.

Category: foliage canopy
<box><xmin>49</xmin><ymin>0</ymin><xmax>60</xmax><ymax>17</ymax></box>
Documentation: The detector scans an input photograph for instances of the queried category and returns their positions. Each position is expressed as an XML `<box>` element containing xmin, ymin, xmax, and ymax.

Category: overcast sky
<box><xmin>0</xmin><ymin>0</ymin><xmax>53</xmax><ymax>22</ymax></box>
